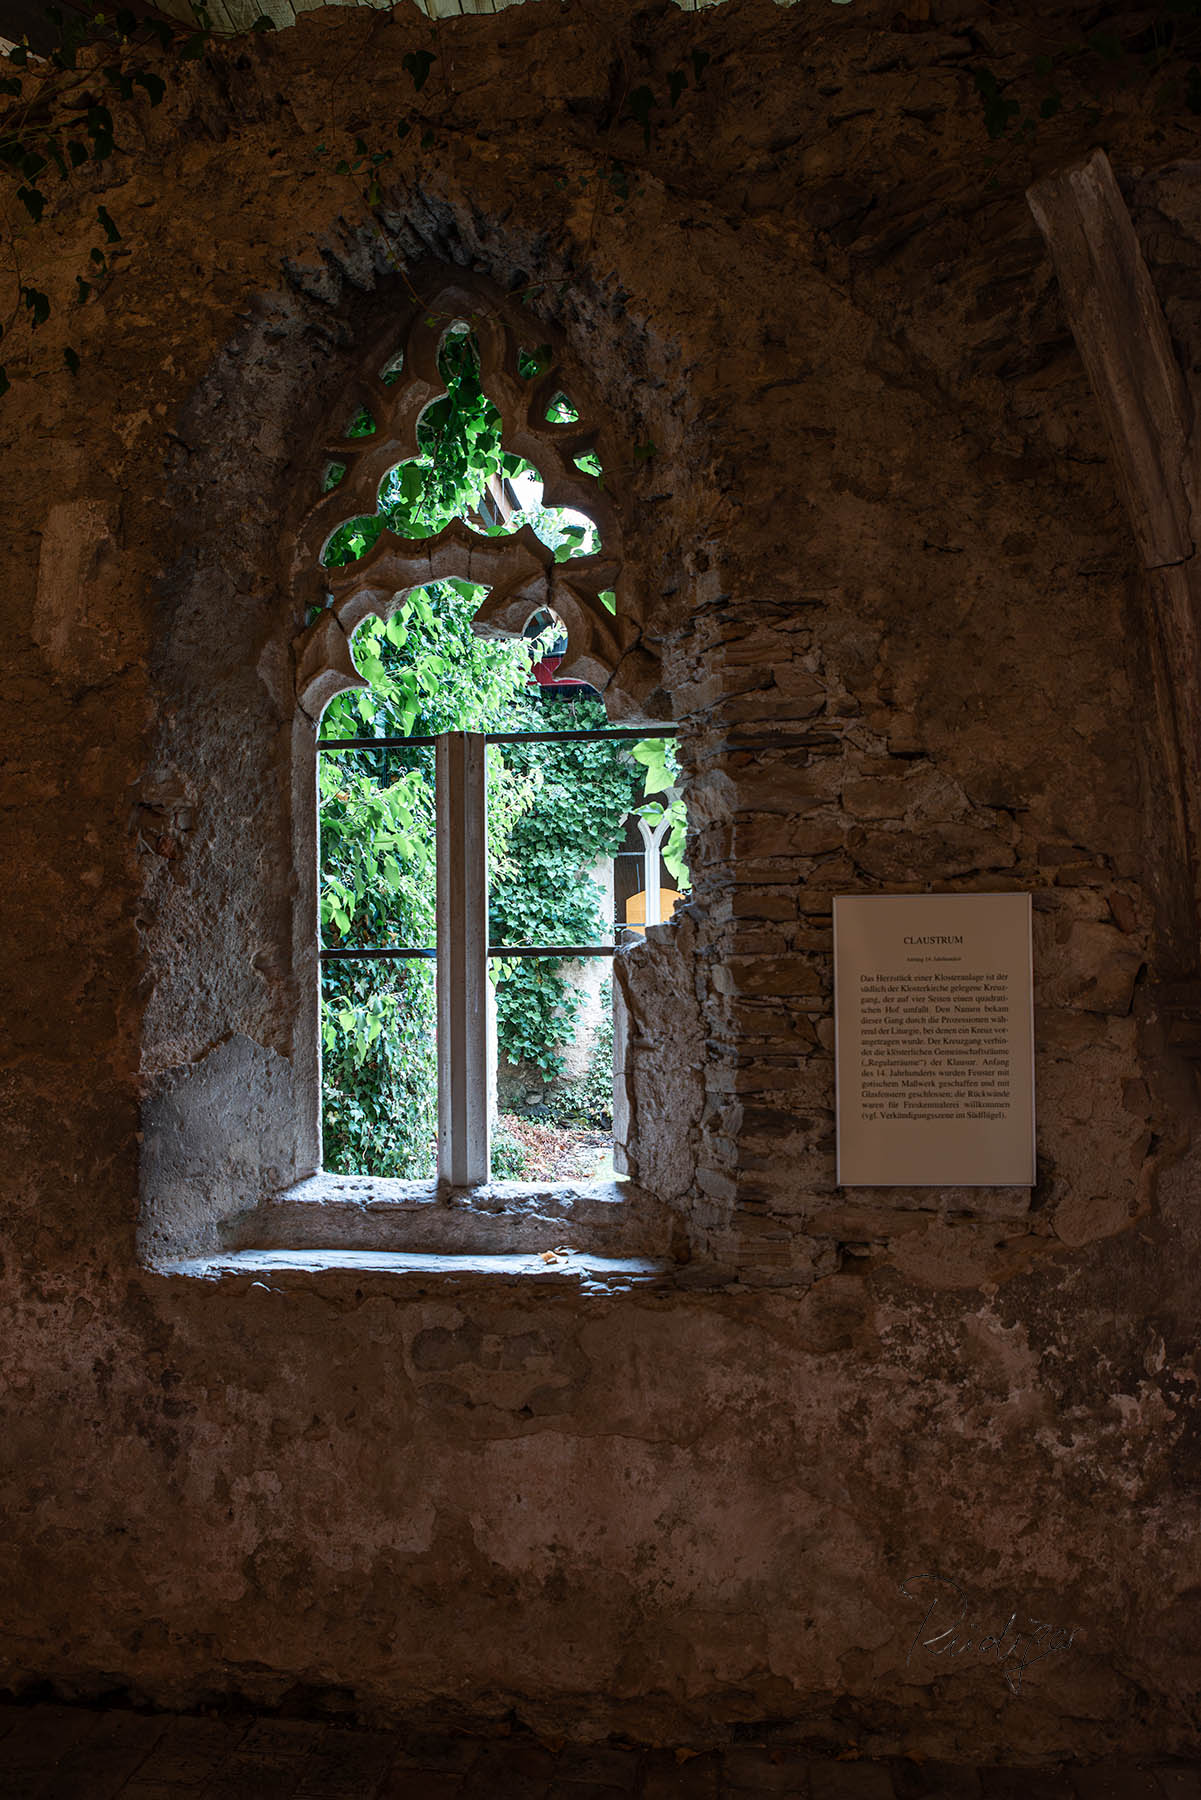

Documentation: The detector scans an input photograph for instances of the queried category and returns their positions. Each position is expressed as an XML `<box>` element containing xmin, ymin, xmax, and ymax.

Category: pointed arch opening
<box><xmin>291</xmin><ymin>270</ymin><xmax>686</xmax><ymax>1197</ymax></box>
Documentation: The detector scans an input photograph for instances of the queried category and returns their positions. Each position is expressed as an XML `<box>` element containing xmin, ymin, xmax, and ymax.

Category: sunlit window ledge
<box><xmin>152</xmin><ymin>1247</ymin><xmax>678</xmax><ymax>1295</ymax></box>
<box><xmin>216</xmin><ymin>1172</ymin><xmax>676</xmax><ymax>1261</ymax></box>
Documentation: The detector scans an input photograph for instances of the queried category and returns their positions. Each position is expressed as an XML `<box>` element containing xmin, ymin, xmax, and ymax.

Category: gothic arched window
<box><xmin>291</xmin><ymin>270</ymin><xmax>675</xmax><ymax>1190</ymax></box>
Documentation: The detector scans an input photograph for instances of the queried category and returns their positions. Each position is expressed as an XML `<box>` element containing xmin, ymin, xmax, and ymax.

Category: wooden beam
<box><xmin>1029</xmin><ymin>149</ymin><xmax>1201</xmax><ymax>1008</ymax></box>
<box><xmin>1028</xmin><ymin>149</ymin><xmax>1195</xmax><ymax>569</ymax></box>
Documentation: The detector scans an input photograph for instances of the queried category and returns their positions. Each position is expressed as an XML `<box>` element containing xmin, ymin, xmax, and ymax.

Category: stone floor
<box><xmin>0</xmin><ymin>1704</ymin><xmax>1196</xmax><ymax>1799</ymax></box>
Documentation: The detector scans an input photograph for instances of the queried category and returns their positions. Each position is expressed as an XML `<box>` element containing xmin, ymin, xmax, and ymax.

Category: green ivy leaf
<box><xmin>626</xmin><ymin>84</ymin><xmax>655</xmax><ymax>148</ymax></box>
<box><xmin>606</xmin><ymin>161</ymin><xmax>629</xmax><ymax>200</ymax></box>
<box><xmin>21</xmin><ymin>286</ymin><xmax>50</xmax><ymax>327</ymax></box>
<box><xmin>402</xmin><ymin>48</ymin><xmax>435</xmax><ymax>92</ymax></box>
<box><xmin>971</xmin><ymin>67</ymin><xmax>1021</xmax><ymax>139</ymax></box>
<box><xmin>86</xmin><ymin>104</ymin><xmax>114</xmax><ymax>158</ymax></box>
<box><xmin>1088</xmin><ymin>28</ymin><xmax>1123</xmax><ymax>59</ymax></box>
<box><xmin>133</xmin><ymin>69</ymin><xmax>166</xmax><ymax>104</ymax></box>
<box><xmin>103</xmin><ymin>65</ymin><xmax>134</xmax><ymax>100</ymax></box>
<box><xmin>631</xmin><ymin>737</ymin><xmax>673</xmax><ymax>796</ymax></box>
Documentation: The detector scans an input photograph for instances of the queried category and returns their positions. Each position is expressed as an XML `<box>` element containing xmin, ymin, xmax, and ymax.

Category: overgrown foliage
<box><xmin>318</xmin><ymin>585</ymin><xmax>540</xmax><ymax>1178</ymax></box>
<box><xmin>539</xmin><ymin>978</ymin><xmax>616</xmax><ymax>1131</ymax></box>
<box><xmin>316</xmin><ymin>328</ymin><xmax>667</xmax><ymax>1177</ymax></box>
<box><xmin>489</xmin><ymin>690</ymin><xmax>643</xmax><ymax>1081</ymax></box>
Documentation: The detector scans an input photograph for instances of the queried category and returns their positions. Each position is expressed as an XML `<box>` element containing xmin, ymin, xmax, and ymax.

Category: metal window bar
<box><xmin>318</xmin><ymin>726</ymin><xmax>678</xmax><ymax>751</ymax></box>
<box><xmin>322</xmin><ymin>945</ymin><xmax>620</xmax><ymax>960</ymax></box>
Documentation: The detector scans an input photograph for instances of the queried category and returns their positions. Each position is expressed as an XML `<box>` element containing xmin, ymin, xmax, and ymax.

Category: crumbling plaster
<box><xmin>4</xmin><ymin>0</ymin><xmax>1201</xmax><ymax>1760</ymax></box>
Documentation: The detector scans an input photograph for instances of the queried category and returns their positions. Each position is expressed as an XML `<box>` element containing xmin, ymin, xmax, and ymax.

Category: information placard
<box><xmin>834</xmin><ymin>893</ymin><xmax>1035</xmax><ymax>1188</ymax></box>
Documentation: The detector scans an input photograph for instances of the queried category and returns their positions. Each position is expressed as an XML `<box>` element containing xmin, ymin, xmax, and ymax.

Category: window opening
<box><xmin>319</xmin><ymin>737</ymin><xmax>438</xmax><ymax>1180</ymax></box>
<box><xmin>318</xmin><ymin>718</ymin><xmax>682</xmax><ymax>1184</ymax></box>
<box><xmin>296</xmin><ymin>278</ymin><xmax>681</xmax><ymax>1189</ymax></box>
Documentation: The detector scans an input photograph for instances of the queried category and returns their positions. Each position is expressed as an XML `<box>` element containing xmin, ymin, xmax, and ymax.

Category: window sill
<box><xmin>153</xmin><ymin>1247</ymin><xmax>677</xmax><ymax>1295</ymax></box>
<box><xmin>219</xmin><ymin>1172</ymin><xmax>677</xmax><ymax>1261</ymax></box>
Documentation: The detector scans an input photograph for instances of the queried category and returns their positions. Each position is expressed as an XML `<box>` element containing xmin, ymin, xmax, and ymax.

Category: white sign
<box><xmin>834</xmin><ymin>894</ymin><xmax>1035</xmax><ymax>1188</ymax></box>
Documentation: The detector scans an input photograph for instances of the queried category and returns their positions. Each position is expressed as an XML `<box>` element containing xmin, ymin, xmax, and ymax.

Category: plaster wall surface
<box><xmin>3</xmin><ymin>0</ymin><xmax>1201</xmax><ymax>1762</ymax></box>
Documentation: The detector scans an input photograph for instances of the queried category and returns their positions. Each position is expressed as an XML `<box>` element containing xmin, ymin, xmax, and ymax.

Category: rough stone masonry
<box><xmin>4</xmin><ymin>0</ymin><xmax>1201</xmax><ymax>1764</ymax></box>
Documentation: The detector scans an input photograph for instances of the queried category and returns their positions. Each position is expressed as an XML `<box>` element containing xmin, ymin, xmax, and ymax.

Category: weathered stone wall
<box><xmin>4</xmin><ymin>0</ymin><xmax>1201</xmax><ymax>1761</ymax></box>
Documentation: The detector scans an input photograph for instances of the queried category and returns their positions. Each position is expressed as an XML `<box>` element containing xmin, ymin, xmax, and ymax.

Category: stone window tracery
<box><xmin>291</xmin><ymin>275</ymin><xmax>648</xmax><ymax>725</ymax></box>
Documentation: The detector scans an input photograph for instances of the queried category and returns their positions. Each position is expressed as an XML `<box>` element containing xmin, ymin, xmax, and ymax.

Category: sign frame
<box><xmin>833</xmin><ymin>893</ymin><xmax>1036</xmax><ymax>1188</ymax></box>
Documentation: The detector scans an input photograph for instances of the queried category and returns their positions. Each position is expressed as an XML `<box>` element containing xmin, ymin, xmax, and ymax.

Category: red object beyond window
<box><xmin>529</xmin><ymin>654</ymin><xmax>588</xmax><ymax>689</ymax></box>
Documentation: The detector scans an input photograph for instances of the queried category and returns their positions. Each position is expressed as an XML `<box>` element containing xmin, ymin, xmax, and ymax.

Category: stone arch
<box><xmin>138</xmin><ymin>246</ymin><xmax>697</xmax><ymax>1260</ymax></box>
<box><xmin>290</xmin><ymin>267</ymin><xmax>665</xmax><ymax>724</ymax></box>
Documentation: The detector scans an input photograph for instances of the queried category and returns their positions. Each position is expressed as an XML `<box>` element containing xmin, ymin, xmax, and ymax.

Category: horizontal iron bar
<box><xmin>320</xmin><ymin>944</ymin><xmax>635</xmax><ymax>961</ymax></box>
<box><xmin>318</xmin><ymin>736</ymin><xmax>437</xmax><ymax>751</ymax></box>
<box><xmin>321</xmin><ymin>946</ymin><xmax>435</xmax><ymax>960</ymax></box>
<box><xmin>317</xmin><ymin>726</ymin><xmax>678</xmax><ymax>752</ymax></box>
<box><xmin>484</xmin><ymin>727</ymin><xmax>677</xmax><ymax>745</ymax></box>
<box><xmin>487</xmin><ymin>945</ymin><xmax>619</xmax><ymax>958</ymax></box>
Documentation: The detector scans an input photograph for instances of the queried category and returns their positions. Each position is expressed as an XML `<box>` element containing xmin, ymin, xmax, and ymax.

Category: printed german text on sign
<box><xmin>834</xmin><ymin>893</ymin><xmax>1035</xmax><ymax>1187</ymax></box>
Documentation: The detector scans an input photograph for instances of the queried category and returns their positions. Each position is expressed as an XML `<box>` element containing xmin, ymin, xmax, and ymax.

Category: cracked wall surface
<box><xmin>3</xmin><ymin>0</ymin><xmax>1201</xmax><ymax>1761</ymax></box>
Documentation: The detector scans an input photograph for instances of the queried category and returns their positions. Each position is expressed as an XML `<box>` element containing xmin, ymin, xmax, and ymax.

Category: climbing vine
<box><xmin>488</xmin><ymin>688</ymin><xmax>644</xmax><ymax>1082</ymax></box>
<box><xmin>318</xmin><ymin>586</ymin><xmax>540</xmax><ymax>1179</ymax></box>
<box><xmin>965</xmin><ymin>7</ymin><xmax>1201</xmax><ymax>152</ymax></box>
<box><xmin>316</xmin><ymin>325</ymin><xmax>671</xmax><ymax>1177</ymax></box>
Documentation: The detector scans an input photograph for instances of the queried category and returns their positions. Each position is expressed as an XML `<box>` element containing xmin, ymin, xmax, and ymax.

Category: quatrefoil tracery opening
<box><xmin>293</xmin><ymin>278</ymin><xmax>645</xmax><ymax>725</ymax></box>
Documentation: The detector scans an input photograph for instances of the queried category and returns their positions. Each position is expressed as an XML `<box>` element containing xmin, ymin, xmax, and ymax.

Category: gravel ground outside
<box><xmin>495</xmin><ymin>1113</ymin><xmax>613</xmax><ymax>1181</ymax></box>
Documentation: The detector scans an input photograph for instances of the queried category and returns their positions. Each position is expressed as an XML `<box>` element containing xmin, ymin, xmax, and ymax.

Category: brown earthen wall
<box><xmin>4</xmin><ymin>0</ymin><xmax>1201</xmax><ymax>1759</ymax></box>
